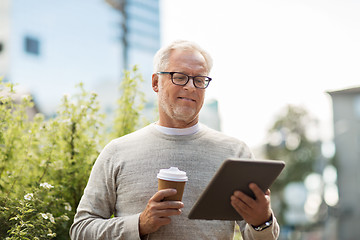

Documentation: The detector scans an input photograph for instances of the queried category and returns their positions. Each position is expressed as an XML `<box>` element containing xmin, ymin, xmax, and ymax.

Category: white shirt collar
<box><xmin>154</xmin><ymin>122</ymin><xmax>201</xmax><ymax>136</ymax></box>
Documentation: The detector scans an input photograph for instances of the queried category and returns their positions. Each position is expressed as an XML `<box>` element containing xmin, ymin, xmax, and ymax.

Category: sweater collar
<box><xmin>153</xmin><ymin>122</ymin><xmax>201</xmax><ymax>136</ymax></box>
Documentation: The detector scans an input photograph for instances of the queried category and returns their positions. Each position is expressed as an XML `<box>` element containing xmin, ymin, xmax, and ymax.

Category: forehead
<box><xmin>167</xmin><ymin>49</ymin><xmax>208</xmax><ymax>74</ymax></box>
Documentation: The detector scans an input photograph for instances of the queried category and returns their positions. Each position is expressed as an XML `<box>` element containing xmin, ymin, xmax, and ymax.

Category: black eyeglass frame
<box><xmin>157</xmin><ymin>71</ymin><xmax>212</xmax><ymax>89</ymax></box>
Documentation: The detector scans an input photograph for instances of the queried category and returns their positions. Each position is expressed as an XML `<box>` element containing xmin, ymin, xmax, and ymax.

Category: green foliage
<box><xmin>0</xmin><ymin>84</ymin><xmax>35</xmax><ymax>191</ymax></box>
<box><xmin>0</xmin><ymin>68</ymin><xmax>148</xmax><ymax>239</ymax></box>
<box><xmin>112</xmin><ymin>65</ymin><xmax>146</xmax><ymax>138</ymax></box>
<box><xmin>4</xmin><ymin>185</ymin><xmax>69</xmax><ymax>240</ymax></box>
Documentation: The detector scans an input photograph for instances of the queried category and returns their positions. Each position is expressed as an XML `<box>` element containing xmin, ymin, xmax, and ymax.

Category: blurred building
<box><xmin>0</xmin><ymin>0</ymin><xmax>10</xmax><ymax>76</ymax></box>
<box><xmin>200</xmin><ymin>98</ymin><xmax>221</xmax><ymax>131</ymax></box>
<box><xmin>0</xmin><ymin>0</ymin><xmax>160</xmax><ymax>116</ymax></box>
<box><xmin>328</xmin><ymin>86</ymin><xmax>360</xmax><ymax>240</ymax></box>
<box><xmin>0</xmin><ymin>0</ymin><xmax>221</xmax><ymax>129</ymax></box>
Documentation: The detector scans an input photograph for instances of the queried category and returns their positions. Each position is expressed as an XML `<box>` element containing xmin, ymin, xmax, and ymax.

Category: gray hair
<box><xmin>153</xmin><ymin>40</ymin><xmax>213</xmax><ymax>73</ymax></box>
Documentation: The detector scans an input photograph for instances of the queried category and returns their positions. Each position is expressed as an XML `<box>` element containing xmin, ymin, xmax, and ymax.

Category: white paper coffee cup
<box><xmin>157</xmin><ymin>167</ymin><xmax>188</xmax><ymax>201</ymax></box>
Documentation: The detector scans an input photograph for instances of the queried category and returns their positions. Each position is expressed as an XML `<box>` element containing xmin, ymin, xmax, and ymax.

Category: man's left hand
<box><xmin>230</xmin><ymin>183</ymin><xmax>272</xmax><ymax>226</ymax></box>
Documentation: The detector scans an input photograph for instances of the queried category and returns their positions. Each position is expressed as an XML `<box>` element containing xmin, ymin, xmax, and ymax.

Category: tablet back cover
<box><xmin>188</xmin><ymin>158</ymin><xmax>285</xmax><ymax>220</ymax></box>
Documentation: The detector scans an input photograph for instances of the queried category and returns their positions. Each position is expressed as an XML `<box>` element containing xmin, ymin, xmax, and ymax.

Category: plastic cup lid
<box><xmin>157</xmin><ymin>167</ymin><xmax>188</xmax><ymax>182</ymax></box>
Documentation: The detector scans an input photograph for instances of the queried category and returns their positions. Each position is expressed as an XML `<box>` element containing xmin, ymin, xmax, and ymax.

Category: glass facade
<box><xmin>1</xmin><ymin>0</ymin><xmax>160</xmax><ymax>116</ymax></box>
<box><xmin>126</xmin><ymin>0</ymin><xmax>160</xmax><ymax>100</ymax></box>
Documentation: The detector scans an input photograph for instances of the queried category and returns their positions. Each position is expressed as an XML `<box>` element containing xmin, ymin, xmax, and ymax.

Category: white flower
<box><xmin>48</xmin><ymin>213</ymin><xmax>55</xmax><ymax>223</ymax></box>
<box><xmin>40</xmin><ymin>182</ymin><xmax>54</xmax><ymax>190</ymax></box>
<box><xmin>24</xmin><ymin>193</ymin><xmax>33</xmax><ymax>201</ymax></box>
<box><xmin>64</xmin><ymin>202</ymin><xmax>72</xmax><ymax>211</ymax></box>
<box><xmin>47</xmin><ymin>229</ymin><xmax>56</xmax><ymax>237</ymax></box>
<box><xmin>61</xmin><ymin>214</ymin><xmax>70</xmax><ymax>221</ymax></box>
<box><xmin>40</xmin><ymin>213</ymin><xmax>55</xmax><ymax>223</ymax></box>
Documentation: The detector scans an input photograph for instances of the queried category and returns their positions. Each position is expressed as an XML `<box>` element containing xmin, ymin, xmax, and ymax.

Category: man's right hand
<box><xmin>139</xmin><ymin>189</ymin><xmax>184</xmax><ymax>236</ymax></box>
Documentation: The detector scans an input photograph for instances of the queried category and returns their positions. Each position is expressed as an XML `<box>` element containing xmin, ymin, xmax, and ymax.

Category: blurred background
<box><xmin>1</xmin><ymin>0</ymin><xmax>359</xmax><ymax>239</ymax></box>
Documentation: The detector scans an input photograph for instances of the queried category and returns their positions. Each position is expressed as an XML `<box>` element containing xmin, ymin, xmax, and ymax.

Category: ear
<box><xmin>152</xmin><ymin>73</ymin><xmax>159</xmax><ymax>93</ymax></box>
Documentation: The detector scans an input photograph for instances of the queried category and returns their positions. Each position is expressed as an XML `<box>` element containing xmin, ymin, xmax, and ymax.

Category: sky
<box><xmin>160</xmin><ymin>0</ymin><xmax>360</xmax><ymax>148</ymax></box>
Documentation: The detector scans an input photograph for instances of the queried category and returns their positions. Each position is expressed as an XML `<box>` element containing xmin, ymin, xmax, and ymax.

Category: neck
<box><xmin>157</xmin><ymin>118</ymin><xmax>199</xmax><ymax>129</ymax></box>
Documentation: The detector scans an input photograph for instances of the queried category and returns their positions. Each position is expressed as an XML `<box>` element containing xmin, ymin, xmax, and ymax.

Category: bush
<box><xmin>0</xmin><ymin>66</ymin><xmax>147</xmax><ymax>239</ymax></box>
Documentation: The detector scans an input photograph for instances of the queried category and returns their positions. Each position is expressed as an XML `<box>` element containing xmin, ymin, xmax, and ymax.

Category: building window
<box><xmin>355</xmin><ymin>96</ymin><xmax>360</xmax><ymax>119</ymax></box>
<box><xmin>24</xmin><ymin>36</ymin><xmax>40</xmax><ymax>55</ymax></box>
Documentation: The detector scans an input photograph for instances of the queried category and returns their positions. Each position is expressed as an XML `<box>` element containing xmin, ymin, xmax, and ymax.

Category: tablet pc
<box><xmin>188</xmin><ymin>158</ymin><xmax>285</xmax><ymax>221</ymax></box>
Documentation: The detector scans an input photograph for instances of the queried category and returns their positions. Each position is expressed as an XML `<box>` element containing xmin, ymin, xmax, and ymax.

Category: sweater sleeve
<box><xmin>238</xmin><ymin>213</ymin><xmax>280</xmax><ymax>240</ymax></box>
<box><xmin>69</xmin><ymin>143</ymin><xmax>141</xmax><ymax>240</ymax></box>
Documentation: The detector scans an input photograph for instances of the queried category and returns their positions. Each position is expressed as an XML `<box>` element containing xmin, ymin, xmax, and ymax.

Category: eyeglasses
<box><xmin>157</xmin><ymin>72</ymin><xmax>212</xmax><ymax>89</ymax></box>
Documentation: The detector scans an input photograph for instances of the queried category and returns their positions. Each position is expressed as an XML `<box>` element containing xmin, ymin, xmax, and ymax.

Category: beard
<box><xmin>171</xmin><ymin>105</ymin><xmax>197</xmax><ymax>122</ymax></box>
<box><xmin>159</xmin><ymin>96</ymin><xmax>200</xmax><ymax>124</ymax></box>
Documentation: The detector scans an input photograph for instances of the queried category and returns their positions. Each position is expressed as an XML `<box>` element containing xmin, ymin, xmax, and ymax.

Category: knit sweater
<box><xmin>70</xmin><ymin>124</ymin><xmax>280</xmax><ymax>239</ymax></box>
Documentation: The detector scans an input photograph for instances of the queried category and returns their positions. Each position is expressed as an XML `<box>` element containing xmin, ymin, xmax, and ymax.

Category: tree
<box><xmin>264</xmin><ymin>105</ymin><xmax>322</xmax><ymax>224</ymax></box>
<box><xmin>112</xmin><ymin>65</ymin><xmax>146</xmax><ymax>138</ymax></box>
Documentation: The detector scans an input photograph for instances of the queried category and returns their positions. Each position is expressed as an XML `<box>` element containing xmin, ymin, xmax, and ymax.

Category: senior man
<box><xmin>70</xmin><ymin>40</ymin><xmax>280</xmax><ymax>239</ymax></box>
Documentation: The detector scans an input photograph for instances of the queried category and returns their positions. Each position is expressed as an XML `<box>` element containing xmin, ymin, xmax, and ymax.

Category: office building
<box><xmin>0</xmin><ymin>0</ymin><xmax>160</xmax><ymax>116</ymax></box>
<box><xmin>328</xmin><ymin>86</ymin><xmax>360</xmax><ymax>240</ymax></box>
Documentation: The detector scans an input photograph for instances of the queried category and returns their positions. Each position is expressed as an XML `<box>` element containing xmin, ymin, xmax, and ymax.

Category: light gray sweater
<box><xmin>70</xmin><ymin>124</ymin><xmax>279</xmax><ymax>239</ymax></box>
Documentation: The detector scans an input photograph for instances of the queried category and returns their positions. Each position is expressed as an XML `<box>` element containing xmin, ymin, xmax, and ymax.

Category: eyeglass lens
<box><xmin>172</xmin><ymin>72</ymin><xmax>209</xmax><ymax>88</ymax></box>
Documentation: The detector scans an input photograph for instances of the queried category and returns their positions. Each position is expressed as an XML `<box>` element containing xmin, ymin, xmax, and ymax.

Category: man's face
<box><xmin>152</xmin><ymin>49</ymin><xmax>208</xmax><ymax>128</ymax></box>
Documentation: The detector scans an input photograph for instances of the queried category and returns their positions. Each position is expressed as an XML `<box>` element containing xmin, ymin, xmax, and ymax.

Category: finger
<box><xmin>230</xmin><ymin>195</ymin><xmax>250</xmax><ymax>218</ymax></box>
<box><xmin>139</xmin><ymin>213</ymin><xmax>172</xmax><ymax>235</ymax></box>
<box><xmin>249</xmin><ymin>183</ymin><xmax>267</xmax><ymax>201</ymax></box>
<box><xmin>156</xmin><ymin>199</ymin><xmax>184</xmax><ymax>210</ymax></box>
<box><xmin>151</xmin><ymin>189</ymin><xmax>177</xmax><ymax>202</ymax></box>
<box><xmin>156</xmin><ymin>208</ymin><xmax>183</xmax><ymax>218</ymax></box>
<box><xmin>233</xmin><ymin>190</ymin><xmax>255</xmax><ymax>207</ymax></box>
<box><xmin>156</xmin><ymin>216</ymin><xmax>172</xmax><ymax>226</ymax></box>
<box><xmin>265</xmin><ymin>189</ymin><xmax>271</xmax><ymax>196</ymax></box>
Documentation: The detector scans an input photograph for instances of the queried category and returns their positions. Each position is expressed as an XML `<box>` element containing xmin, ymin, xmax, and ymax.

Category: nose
<box><xmin>184</xmin><ymin>77</ymin><xmax>196</xmax><ymax>90</ymax></box>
